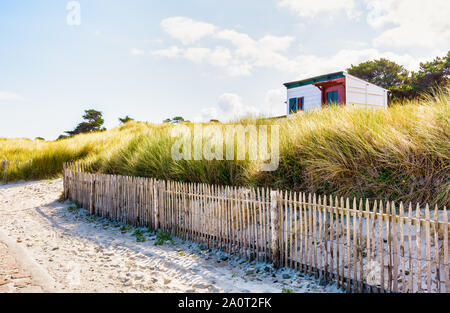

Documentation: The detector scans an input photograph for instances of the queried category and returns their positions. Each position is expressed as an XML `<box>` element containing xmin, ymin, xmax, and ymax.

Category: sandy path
<box><xmin>0</xmin><ymin>240</ymin><xmax>41</xmax><ymax>293</ymax></box>
<box><xmin>0</xmin><ymin>179</ymin><xmax>339</xmax><ymax>293</ymax></box>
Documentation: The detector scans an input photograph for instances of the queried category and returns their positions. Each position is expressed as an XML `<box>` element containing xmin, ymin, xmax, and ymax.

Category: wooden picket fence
<box><xmin>64</xmin><ymin>162</ymin><xmax>449</xmax><ymax>293</ymax></box>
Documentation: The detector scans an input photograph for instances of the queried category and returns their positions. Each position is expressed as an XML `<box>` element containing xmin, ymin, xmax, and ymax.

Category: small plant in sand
<box><xmin>176</xmin><ymin>250</ymin><xmax>186</xmax><ymax>256</ymax></box>
<box><xmin>119</xmin><ymin>225</ymin><xmax>132</xmax><ymax>233</ymax></box>
<box><xmin>133</xmin><ymin>229</ymin><xmax>146</xmax><ymax>243</ymax></box>
<box><xmin>67</xmin><ymin>205</ymin><xmax>78</xmax><ymax>213</ymax></box>
<box><xmin>86</xmin><ymin>215</ymin><xmax>99</xmax><ymax>223</ymax></box>
<box><xmin>282</xmin><ymin>288</ymin><xmax>293</xmax><ymax>293</ymax></box>
<box><xmin>144</xmin><ymin>227</ymin><xmax>155</xmax><ymax>234</ymax></box>
<box><xmin>154</xmin><ymin>231</ymin><xmax>174</xmax><ymax>246</ymax></box>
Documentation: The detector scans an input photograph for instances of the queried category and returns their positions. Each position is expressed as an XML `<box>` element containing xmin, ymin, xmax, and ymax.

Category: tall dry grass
<box><xmin>1</xmin><ymin>88</ymin><xmax>449</xmax><ymax>206</ymax></box>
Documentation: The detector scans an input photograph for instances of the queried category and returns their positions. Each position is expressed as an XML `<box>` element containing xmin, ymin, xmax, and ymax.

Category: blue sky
<box><xmin>1</xmin><ymin>0</ymin><xmax>449</xmax><ymax>140</ymax></box>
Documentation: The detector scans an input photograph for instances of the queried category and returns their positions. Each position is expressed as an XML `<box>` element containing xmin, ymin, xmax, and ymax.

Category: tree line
<box><xmin>56</xmin><ymin>112</ymin><xmax>190</xmax><ymax>140</ymax></box>
<box><xmin>56</xmin><ymin>111</ymin><xmax>134</xmax><ymax>140</ymax></box>
<box><xmin>347</xmin><ymin>51</ymin><xmax>449</xmax><ymax>101</ymax></box>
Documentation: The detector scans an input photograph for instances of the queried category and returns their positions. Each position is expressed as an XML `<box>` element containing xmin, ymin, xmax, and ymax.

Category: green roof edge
<box><xmin>284</xmin><ymin>71</ymin><xmax>345</xmax><ymax>89</ymax></box>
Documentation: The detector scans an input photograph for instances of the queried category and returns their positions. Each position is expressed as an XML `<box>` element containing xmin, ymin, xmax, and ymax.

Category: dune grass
<box><xmin>1</xmin><ymin>88</ymin><xmax>449</xmax><ymax>207</ymax></box>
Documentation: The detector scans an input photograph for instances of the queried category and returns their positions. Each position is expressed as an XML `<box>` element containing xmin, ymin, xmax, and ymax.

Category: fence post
<box><xmin>63</xmin><ymin>163</ymin><xmax>68</xmax><ymax>199</ymax></box>
<box><xmin>154</xmin><ymin>181</ymin><xmax>160</xmax><ymax>230</ymax></box>
<box><xmin>89</xmin><ymin>174</ymin><xmax>96</xmax><ymax>215</ymax></box>
<box><xmin>1</xmin><ymin>160</ymin><xmax>8</xmax><ymax>183</ymax></box>
<box><xmin>271</xmin><ymin>190</ymin><xmax>281</xmax><ymax>268</ymax></box>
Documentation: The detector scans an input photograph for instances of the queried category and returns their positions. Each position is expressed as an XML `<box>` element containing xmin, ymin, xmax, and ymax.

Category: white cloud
<box><xmin>184</xmin><ymin>48</ymin><xmax>211</xmax><ymax>63</ymax></box>
<box><xmin>278</xmin><ymin>0</ymin><xmax>450</xmax><ymax>48</ymax></box>
<box><xmin>199</xmin><ymin>107</ymin><xmax>219</xmax><ymax>121</ymax></box>
<box><xmin>154</xmin><ymin>19</ymin><xmax>297</xmax><ymax>77</ymax></box>
<box><xmin>161</xmin><ymin>17</ymin><xmax>217</xmax><ymax>45</ymax></box>
<box><xmin>226</xmin><ymin>63</ymin><xmax>253</xmax><ymax>77</ymax></box>
<box><xmin>152</xmin><ymin>45</ymin><xmax>253</xmax><ymax>77</ymax></box>
<box><xmin>195</xmin><ymin>93</ymin><xmax>260</xmax><ymax>122</ymax></box>
<box><xmin>217</xmin><ymin>93</ymin><xmax>259</xmax><ymax>119</ymax></box>
<box><xmin>153</xmin><ymin>44</ymin><xmax>421</xmax><ymax>80</ymax></box>
<box><xmin>365</xmin><ymin>0</ymin><xmax>450</xmax><ymax>48</ymax></box>
<box><xmin>130</xmin><ymin>48</ymin><xmax>145</xmax><ymax>56</ymax></box>
<box><xmin>263</xmin><ymin>88</ymin><xmax>287</xmax><ymax>117</ymax></box>
<box><xmin>278</xmin><ymin>0</ymin><xmax>360</xmax><ymax>19</ymax></box>
<box><xmin>0</xmin><ymin>91</ymin><xmax>23</xmax><ymax>101</ymax></box>
<box><xmin>259</xmin><ymin>35</ymin><xmax>295</xmax><ymax>52</ymax></box>
<box><xmin>217</xmin><ymin>30</ymin><xmax>294</xmax><ymax>55</ymax></box>
<box><xmin>217</xmin><ymin>30</ymin><xmax>298</xmax><ymax>74</ymax></box>
<box><xmin>153</xmin><ymin>16</ymin><xmax>426</xmax><ymax>78</ymax></box>
<box><xmin>207</xmin><ymin>47</ymin><xmax>233</xmax><ymax>67</ymax></box>
<box><xmin>151</xmin><ymin>46</ymin><xmax>181</xmax><ymax>58</ymax></box>
<box><xmin>196</xmin><ymin>90</ymin><xmax>288</xmax><ymax>122</ymax></box>
<box><xmin>289</xmin><ymin>48</ymin><xmax>422</xmax><ymax>78</ymax></box>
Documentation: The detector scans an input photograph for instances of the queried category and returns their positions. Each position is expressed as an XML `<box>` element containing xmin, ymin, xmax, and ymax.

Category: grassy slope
<box><xmin>1</xmin><ymin>90</ymin><xmax>449</xmax><ymax>207</ymax></box>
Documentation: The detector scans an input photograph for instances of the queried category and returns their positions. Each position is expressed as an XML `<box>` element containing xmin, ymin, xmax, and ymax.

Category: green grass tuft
<box><xmin>154</xmin><ymin>231</ymin><xmax>174</xmax><ymax>246</ymax></box>
<box><xmin>133</xmin><ymin>229</ymin><xmax>147</xmax><ymax>242</ymax></box>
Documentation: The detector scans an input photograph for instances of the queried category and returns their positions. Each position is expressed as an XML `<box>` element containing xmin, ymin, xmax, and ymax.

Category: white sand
<box><xmin>0</xmin><ymin>179</ymin><xmax>340</xmax><ymax>293</ymax></box>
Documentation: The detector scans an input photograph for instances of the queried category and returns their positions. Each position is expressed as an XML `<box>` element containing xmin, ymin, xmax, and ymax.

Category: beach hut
<box><xmin>284</xmin><ymin>71</ymin><xmax>389</xmax><ymax>114</ymax></box>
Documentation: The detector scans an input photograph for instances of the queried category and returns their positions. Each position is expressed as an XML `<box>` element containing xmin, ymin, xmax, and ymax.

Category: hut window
<box><xmin>327</xmin><ymin>90</ymin><xmax>339</xmax><ymax>105</ymax></box>
<box><xmin>289</xmin><ymin>98</ymin><xmax>297</xmax><ymax>113</ymax></box>
<box><xmin>297</xmin><ymin>97</ymin><xmax>304</xmax><ymax>111</ymax></box>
